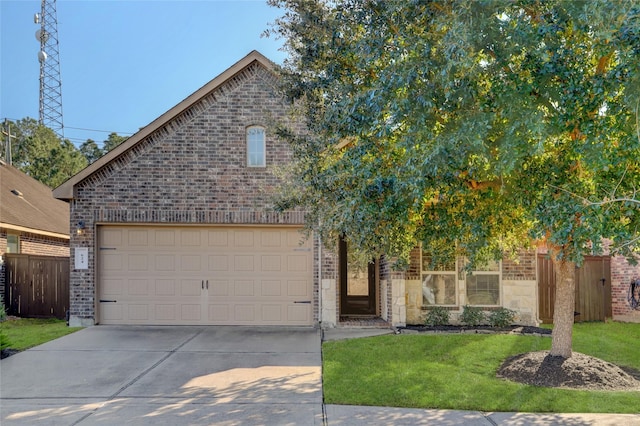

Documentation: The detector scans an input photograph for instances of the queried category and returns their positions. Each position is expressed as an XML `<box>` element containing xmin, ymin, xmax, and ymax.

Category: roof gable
<box><xmin>53</xmin><ymin>50</ymin><xmax>276</xmax><ymax>200</ymax></box>
<box><xmin>0</xmin><ymin>160</ymin><xmax>69</xmax><ymax>238</ymax></box>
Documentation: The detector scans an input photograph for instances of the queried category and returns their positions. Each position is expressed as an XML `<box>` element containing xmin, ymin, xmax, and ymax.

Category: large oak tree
<box><xmin>268</xmin><ymin>0</ymin><xmax>640</xmax><ymax>357</ymax></box>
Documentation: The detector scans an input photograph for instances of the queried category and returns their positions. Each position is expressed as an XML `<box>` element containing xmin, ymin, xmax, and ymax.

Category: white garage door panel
<box><xmin>98</xmin><ymin>226</ymin><xmax>313</xmax><ymax>325</ymax></box>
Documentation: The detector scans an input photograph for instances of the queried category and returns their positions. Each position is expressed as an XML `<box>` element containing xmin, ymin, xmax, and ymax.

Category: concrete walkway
<box><xmin>1</xmin><ymin>326</ymin><xmax>639</xmax><ymax>425</ymax></box>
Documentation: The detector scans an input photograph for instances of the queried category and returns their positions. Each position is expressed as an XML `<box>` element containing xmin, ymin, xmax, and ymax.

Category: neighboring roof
<box><xmin>0</xmin><ymin>160</ymin><xmax>70</xmax><ymax>239</ymax></box>
<box><xmin>53</xmin><ymin>50</ymin><xmax>276</xmax><ymax>200</ymax></box>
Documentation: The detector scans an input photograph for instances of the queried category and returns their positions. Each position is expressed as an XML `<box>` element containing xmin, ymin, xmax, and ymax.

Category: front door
<box><xmin>339</xmin><ymin>238</ymin><xmax>377</xmax><ymax>315</ymax></box>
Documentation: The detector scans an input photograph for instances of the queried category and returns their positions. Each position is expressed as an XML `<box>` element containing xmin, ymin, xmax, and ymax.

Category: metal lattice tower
<box><xmin>35</xmin><ymin>0</ymin><xmax>64</xmax><ymax>139</ymax></box>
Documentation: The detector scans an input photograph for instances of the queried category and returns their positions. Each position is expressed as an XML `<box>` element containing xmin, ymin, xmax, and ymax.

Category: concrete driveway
<box><xmin>0</xmin><ymin>326</ymin><xmax>322</xmax><ymax>425</ymax></box>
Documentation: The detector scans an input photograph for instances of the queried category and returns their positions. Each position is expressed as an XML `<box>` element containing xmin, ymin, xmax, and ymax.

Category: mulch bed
<box><xmin>399</xmin><ymin>324</ymin><xmax>640</xmax><ymax>391</ymax></box>
<box><xmin>399</xmin><ymin>324</ymin><xmax>552</xmax><ymax>336</ymax></box>
<box><xmin>498</xmin><ymin>351</ymin><xmax>640</xmax><ymax>391</ymax></box>
<box><xmin>0</xmin><ymin>349</ymin><xmax>21</xmax><ymax>360</ymax></box>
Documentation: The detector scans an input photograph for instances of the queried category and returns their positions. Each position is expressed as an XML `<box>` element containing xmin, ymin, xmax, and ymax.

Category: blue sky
<box><xmin>0</xmin><ymin>0</ymin><xmax>287</xmax><ymax>147</ymax></box>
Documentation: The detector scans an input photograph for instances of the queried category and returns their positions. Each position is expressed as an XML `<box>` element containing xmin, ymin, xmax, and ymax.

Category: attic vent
<box><xmin>11</xmin><ymin>189</ymin><xmax>23</xmax><ymax>197</ymax></box>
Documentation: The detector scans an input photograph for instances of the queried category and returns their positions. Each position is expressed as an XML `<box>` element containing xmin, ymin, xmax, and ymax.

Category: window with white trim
<box><xmin>246</xmin><ymin>126</ymin><xmax>266</xmax><ymax>167</ymax></box>
<box><xmin>465</xmin><ymin>260</ymin><xmax>501</xmax><ymax>306</ymax></box>
<box><xmin>421</xmin><ymin>252</ymin><xmax>457</xmax><ymax>306</ymax></box>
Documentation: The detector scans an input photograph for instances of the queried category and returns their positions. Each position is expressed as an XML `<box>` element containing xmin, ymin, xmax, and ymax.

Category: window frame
<box><xmin>6</xmin><ymin>233</ymin><xmax>20</xmax><ymax>254</ymax></box>
<box><xmin>420</xmin><ymin>251</ymin><xmax>458</xmax><ymax>307</ymax></box>
<box><xmin>246</xmin><ymin>125</ymin><xmax>266</xmax><ymax>168</ymax></box>
<box><xmin>464</xmin><ymin>260</ymin><xmax>502</xmax><ymax>306</ymax></box>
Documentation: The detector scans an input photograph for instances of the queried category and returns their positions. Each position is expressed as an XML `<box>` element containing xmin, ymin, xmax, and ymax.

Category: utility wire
<box><xmin>2</xmin><ymin>117</ymin><xmax>134</xmax><ymax>136</ymax></box>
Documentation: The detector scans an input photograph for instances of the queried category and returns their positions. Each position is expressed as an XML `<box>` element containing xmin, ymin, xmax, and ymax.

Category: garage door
<box><xmin>97</xmin><ymin>226</ymin><xmax>313</xmax><ymax>325</ymax></box>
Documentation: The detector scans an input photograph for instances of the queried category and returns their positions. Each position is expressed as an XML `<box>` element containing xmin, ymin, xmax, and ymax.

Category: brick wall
<box><xmin>502</xmin><ymin>250</ymin><xmax>537</xmax><ymax>281</ymax></box>
<box><xmin>68</xmin><ymin>61</ymin><xmax>311</xmax><ymax>325</ymax></box>
<box><xmin>611</xmin><ymin>255</ymin><xmax>640</xmax><ymax>322</ymax></box>
<box><xmin>20</xmin><ymin>232</ymin><xmax>70</xmax><ymax>257</ymax></box>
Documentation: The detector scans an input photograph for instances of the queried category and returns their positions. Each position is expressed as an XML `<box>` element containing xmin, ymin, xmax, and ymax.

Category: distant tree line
<box><xmin>1</xmin><ymin>117</ymin><xmax>127</xmax><ymax>188</ymax></box>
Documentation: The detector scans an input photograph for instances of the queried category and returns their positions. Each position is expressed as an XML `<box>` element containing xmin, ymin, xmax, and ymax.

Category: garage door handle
<box><xmin>100</xmin><ymin>299</ymin><xmax>117</xmax><ymax>303</ymax></box>
<box><xmin>201</xmin><ymin>280</ymin><xmax>204</xmax><ymax>290</ymax></box>
<box><xmin>294</xmin><ymin>301</ymin><xmax>311</xmax><ymax>304</ymax></box>
<box><xmin>206</xmin><ymin>280</ymin><xmax>209</xmax><ymax>289</ymax></box>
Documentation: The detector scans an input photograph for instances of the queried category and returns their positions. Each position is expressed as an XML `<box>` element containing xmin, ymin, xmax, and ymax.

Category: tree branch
<box><xmin>549</xmin><ymin>184</ymin><xmax>640</xmax><ymax>207</ymax></box>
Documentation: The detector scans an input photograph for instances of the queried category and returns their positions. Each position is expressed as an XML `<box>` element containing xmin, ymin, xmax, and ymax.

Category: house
<box><xmin>0</xmin><ymin>160</ymin><xmax>70</xmax><ymax>299</ymax></box>
<box><xmin>53</xmin><ymin>51</ymin><xmax>640</xmax><ymax>328</ymax></box>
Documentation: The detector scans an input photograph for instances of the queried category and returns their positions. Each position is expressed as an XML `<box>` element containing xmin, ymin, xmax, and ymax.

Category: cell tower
<box><xmin>35</xmin><ymin>0</ymin><xmax>64</xmax><ymax>139</ymax></box>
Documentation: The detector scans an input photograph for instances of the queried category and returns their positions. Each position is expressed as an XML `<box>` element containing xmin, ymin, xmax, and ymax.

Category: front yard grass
<box><xmin>0</xmin><ymin>318</ymin><xmax>82</xmax><ymax>352</ymax></box>
<box><xmin>322</xmin><ymin>322</ymin><xmax>640</xmax><ymax>413</ymax></box>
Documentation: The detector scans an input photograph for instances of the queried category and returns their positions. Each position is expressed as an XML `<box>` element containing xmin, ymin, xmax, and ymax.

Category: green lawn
<box><xmin>0</xmin><ymin>318</ymin><xmax>82</xmax><ymax>352</ymax></box>
<box><xmin>323</xmin><ymin>322</ymin><xmax>640</xmax><ymax>413</ymax></box>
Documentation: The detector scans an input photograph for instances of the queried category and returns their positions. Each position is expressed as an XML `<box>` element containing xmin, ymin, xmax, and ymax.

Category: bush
<box><xmin>488</xmin><ymin>307</ymin><xmax>517</xmax><ymax>328</ymax></box>
<box><xmin>0</xmin><ymin>295</ymin><xmax>6</xmax><ymax>322</ymax></box>
<box><xmin>424</xmin><ymin>307</ymin><xmax>450</xmax><ymax>326</ymax></box>
<box><xmin>460</xmin><ymin>305</ymin><xmax>486</xmax><ymax>327</ymax></box>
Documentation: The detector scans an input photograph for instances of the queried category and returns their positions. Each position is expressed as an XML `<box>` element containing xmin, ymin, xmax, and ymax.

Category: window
<box><xmin>421</xmin><ymin>253</ymin><xmax>457</xmax><ymax>306</ymax></box>
<box><xmin>6</xmin><ymin>234</ymin><xmax>20</xmax><ymax>253</ymax></box>
<box><xmin>420</xmin><ymin>250</ymin><xmax>503</xmax><ymax>307</ymax></box>
<box><xmin>465</xmin><ymin>260</ymin><xmax>501</xmax><ymax>305</ymax></box>
<box><xmin>246</xmin><ymin>126</ymin><xmax>266</xmax><ymax>167</ymax></box>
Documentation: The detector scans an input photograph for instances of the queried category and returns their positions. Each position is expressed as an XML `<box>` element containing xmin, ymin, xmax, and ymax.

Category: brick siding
<box><xmin>611</xmin><ymin>255</ymin><xmax>640</xmax><ymax>320</ymax></box>
<box><xmin>502</xmin><ymin>250</ymin><xmax>537</xmax><ymax>281</ymax></box>
<box><xmin>69</xmin><ymin>61</ymin><xmax>312</xmax><ymax>323</ymax></box>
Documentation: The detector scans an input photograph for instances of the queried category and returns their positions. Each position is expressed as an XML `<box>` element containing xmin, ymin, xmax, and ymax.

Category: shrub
<box><xmin>0</xmin><ymin>294</ymin><xmax>6</xmax><ymax>321</ymax></box>
<box><xmin>488</xmin><ymin>307</ymin><xmax>517</xmax><ymax>328</ymax></box>
<box><xmin>424</xmin><ymin>307</ymin><xmax>450</xmax><ymax>326</ymax></box>
<box><xmin>460</xmin><ymin>305</ymin><xmax>486</xmax><ymax>327</ymax></box>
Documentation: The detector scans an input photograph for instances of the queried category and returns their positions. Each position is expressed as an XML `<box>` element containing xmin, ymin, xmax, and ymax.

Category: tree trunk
<box><xmin>550</xmin><ymin>257</ymin><xmax>576</xmax><ymax>358</ymax></box>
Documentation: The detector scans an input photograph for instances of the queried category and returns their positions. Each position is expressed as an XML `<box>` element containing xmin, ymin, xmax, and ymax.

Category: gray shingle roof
<box><xmin>0</xmin><ymin>160</ymin><xmax>69</xmax><ymax>237</ymax></box>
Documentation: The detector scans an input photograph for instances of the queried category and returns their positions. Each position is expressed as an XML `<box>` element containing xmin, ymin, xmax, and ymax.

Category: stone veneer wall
<box><xmin>68</xmin><ymin>62</ymin><xmax>312</xmax><ymax>326</ymax></box>
<box><xmin>319</xmin><ymin>238</ymin><xmax>338</xmax><ymax>328</ymax></box>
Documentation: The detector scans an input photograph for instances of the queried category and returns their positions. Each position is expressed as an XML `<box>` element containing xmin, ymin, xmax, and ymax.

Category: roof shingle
<box><xmin>0</xmin><ymin>160</ymin><xmax>69</xmax><ymax>237</ymax></box>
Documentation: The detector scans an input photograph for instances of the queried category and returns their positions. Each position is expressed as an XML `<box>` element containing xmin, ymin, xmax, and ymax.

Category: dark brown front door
<box><xmin>339</xmin><ymin>238</ymin><xmax>377</xmax><ymax>315</ymax></box>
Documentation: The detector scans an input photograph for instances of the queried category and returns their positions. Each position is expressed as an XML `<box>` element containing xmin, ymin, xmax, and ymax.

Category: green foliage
<box><xmin>102</xmin><ymin>132</ymin><xmax>127</xmax><ymax>153</ymax></box>
<box><xmin>0</xmin><ymin>296</ymin><xmax>10</xmax><ymax>351</ymax></box>
<box><xmin>0</xmin><ymin>294</ymin><xmax>6</xmax><ymax>321</ymax></box>
<box><xmin>0</xmin><ymin>332</ymin><xmax>10</xmax><ymax>352</ymax></box>
<box><xmin>79</xmin><ymin>132</ymin><xmax>127</xmax><ymax>165</ymax></box>
<box><xmin>269</xmin><ymin>0</ymin><xmax>640</xmax><ymax>265</ymax></box>
<box><xmin>4</xmin><ymin>118</ymin><xmax>87</xmax><ymax>188</ymax></box>
<box><xmin>79</xmin><ymin>139</ymin><xmax>102</xmax><ymax>164</ymax></box>
<box><xmin>460</xmin><ymin>305</ymin><xmax>486</xmax><ymax>327</ymax></box>
<box><xmin>268</xmin><ymin>0</ymin><xmax>640</xmax><ymax>354</ymax></box>
<box><xmin>424</xmin><ymin>307</ymin><xmax>450</xmax><ymax>326</ymax></box>
<box><xmin>488</xmin><ymin>308</ymin><xmax>517</xmax><ymax>328</ymax></box>
<box><xmin>3</xmin><ymin>118</ymin><xmax>128</xmax><ymax>186</ymax></box>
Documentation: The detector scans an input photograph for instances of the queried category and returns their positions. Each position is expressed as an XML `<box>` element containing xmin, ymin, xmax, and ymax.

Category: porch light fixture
<box><xmin>76</xmin><ymin>221</ymin><xmax>86</xmax><ymax>235</ymax></box>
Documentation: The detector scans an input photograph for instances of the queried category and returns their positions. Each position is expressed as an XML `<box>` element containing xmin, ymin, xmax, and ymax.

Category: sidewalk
<box><xmin>321</xmin><ymin>328</ymin><xmax>640</xmax><ymax>426</ymax></box>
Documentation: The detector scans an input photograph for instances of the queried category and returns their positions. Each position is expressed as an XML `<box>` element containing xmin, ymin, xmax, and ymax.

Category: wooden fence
<box><xmin>538</xmin><ymin>255</ymin><xmax>612</xmax><ymax>323</ymax></box>
<box><xmin>4</xmin><ymin>254</ymin><xmax>70</xmax><ymax>319</ymax></box>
